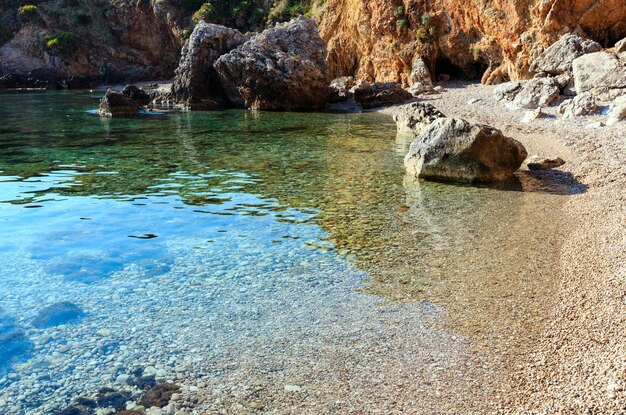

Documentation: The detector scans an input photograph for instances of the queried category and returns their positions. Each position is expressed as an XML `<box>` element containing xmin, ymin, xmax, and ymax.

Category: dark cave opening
<box><xmin>435</xmin><ymin>57</ymin><xmax>489</xmax><ymax>81</ymax></box>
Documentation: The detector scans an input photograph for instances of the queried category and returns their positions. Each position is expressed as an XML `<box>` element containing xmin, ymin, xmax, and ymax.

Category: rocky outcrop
<box><xmin>607</xmin><ymin>96</ymin><xmax>626</xmax><ymax>125</ymax></box>
<box><xmin>214</xmin><ymin>17</ymin><xmax>330</xmax><ymax>111</ymax></box>
<box><xmin>404</xmin><ymin>118</ymin><xmax>527</xmax><ymax>183</ymax></box>
<box><xmin>572</xmin><ymin>51</ymin><xmax>626</xmax><ymax>95</ymax></box>
<box><xmin>529</xmin><ymin>34</ymin><xmax>601</xmax><ymax>75</ymax></box>
<box><xmin>319</xmin><ymin>0</ymin><xmax>626</xmax><ymax>85</ymax></box>
<box><xmin>616</xmin><ymin>38</ymin><xmax>626</xmax><ymax>53</ymax></box>
<box><xmin>98</xmin><ymin>85</ymin><xmax>150</xmax><ymax>117</ymax></box>
<box><xmin>0</xmin><ymin>1</ymin><xmax>186</xmax><ymax>87</ymax></box>
<box><xmin>171</xmin><ymin>22</ymin><xmax>247</xmax><ymax>109</ymax></box>
<box><xmin>393</xmin><ymin>102</ymin><xmax>445</xmax><ymax>135</ymax></box>
<box><xmin>329</xmin><ymin>76</ymin><xmax>355</xmax><ymax>103</ymax></box>
<box><xmin>353</xmin><ymin>82</ymin><xmax>412</xmax><ymax>109</ymax></box>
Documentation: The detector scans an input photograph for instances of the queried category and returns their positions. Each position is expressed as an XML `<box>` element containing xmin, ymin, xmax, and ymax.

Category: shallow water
<box><xmin>0</xmin><ymin>90</ymin><xmax>576</xmax><ymax>414</ymax></box>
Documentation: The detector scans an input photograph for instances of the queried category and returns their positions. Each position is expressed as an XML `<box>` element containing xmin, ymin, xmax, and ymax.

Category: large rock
<box><xmin>98</xmin><ymin>85</ymin><xmax>151</xmax><ymax>117</ymax></box>
<box><xmin>353</xmin><ymin>82</ymin><xmax>412</xmax><ymax>109</ymax></box>
<box><xmin>329</xmin><ymin>76</ymin><xmax>355</xmax><ymax>103</ymax></box>
<box><xmin>558</xmin><ymin>92</ymin><xmax>599</xmax><ymax>118</ymax></box>
<box><xmin>512</xmin><ymin>78</ymin><xmax>560</xmax><ymax>109</ymax></box>
<box><xmin>529</xmin><ymin>34</ymin><xmax>601</xmax><ymax>75</ymax></box>
<box><xmin>404</xmin><ymin>118</ymin><xmax>528</xmax><ymax>183</ymax></box>
<box><xmin>615</xmin><ymin>37</ymin><xmax>626</xmax><ymax>53</ymax></box>
<box><xmin>409</xmin><ymin>57</ymin><xmax>432</xmax><ymax>86</ymax></box>
<box><xmin>494</xmin><ymin>81</ymin><xmax>522</xmax><ymax>102</ymax></box>
<box><xmin>393</xmin><ymin>102</ymin><xmax>445</xmax><ymax>135</ymax></box>
<box><xmin>214</xmin><ymin>17</ymin><xmax>330</xmax><ymax>110</ymax></box>
<box><xmin>171</xmin><ymin>22</ymin><xmax>247</xmax><ymax>109</ymax></box>
<box><xmin>572</xmin><ymin>51</ymin><xmax>626</xmax><ymax>94</ymax></box>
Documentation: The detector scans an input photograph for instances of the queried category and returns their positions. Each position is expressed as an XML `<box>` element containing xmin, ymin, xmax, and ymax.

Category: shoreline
<box><xmin>376</xmin><ymin>81</ymin><xmax>626</xmax><ymax>412</ymax></box>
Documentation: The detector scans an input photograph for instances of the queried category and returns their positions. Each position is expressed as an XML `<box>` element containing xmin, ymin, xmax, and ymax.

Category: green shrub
<box><xmin>192</xmin><ymin>2</ymin><xmax>217</xmax><ymax>24</ymax></box>
<box><xmin>183</xmin><ymin>0</ymin><xmax>205</xmax><ymax>11</ymax></box>
<box><xmin>18</xmin><ymin>4</ymin><xmax>38</xmax><ymax>17</ymax></box>
<box><xmin>471</xmin><ymin>46</ymin><xmax>481</xmax><ymax>61</ymax></box>
<box><xmin>420</xmin><ymin>12</ymin><xmax>431</xmax><ymax>26</ymax></box>
<box><xmin>398</xmin><ymin>18</ymin><xmax>409</xmax><ymax>28</ymax></box>
<box><xmin>393</xmin><ymin>5</ymin><xmax>404</xmax><ymax>19</ymax></box>
<box><xmin>428</xmin><ymin>26</ymin><xmax>436</xmax><ymax>37</ymax></box>
<box><xmin>415</xmin><ymin>27</ymin><xmax>428</xmax><ymax>42</ymax></box>
<box><xmin>44</xmin><ymin>32</ymin><xmax>80</xmax><ymax>55</ymax></box>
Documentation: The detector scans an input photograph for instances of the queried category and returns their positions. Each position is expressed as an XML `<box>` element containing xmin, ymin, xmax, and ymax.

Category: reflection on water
<box><xmin>0</xmin><ymin>90</ymin><xmax>580</xmax><ymax>414</ymax></box>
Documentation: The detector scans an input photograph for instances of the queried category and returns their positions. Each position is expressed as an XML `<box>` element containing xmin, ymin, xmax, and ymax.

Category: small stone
<box><xmin>284</xmin><ymin>384</ymin><xmax>301</xmax><ymax>392</ymax></box>
<box><xmin>250</xmin><ymin>400</ymin><xmax>264</xmax><ymax>410</ymax></box>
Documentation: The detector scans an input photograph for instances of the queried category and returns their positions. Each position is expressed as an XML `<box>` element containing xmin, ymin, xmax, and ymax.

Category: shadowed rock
<box><xmin>140</xmin><ymin>383</ymin><xmax>180</xmax><ymax>408</ymax></box>
<box><xmin>171</xmin><ymin>22</ymin><xmax>247</xmax><ymax>109</ymax></box>
<box><xmin>393</xmin><ymin>102</ymin><xmax>445</xmax><ymax>135</ymax></box>
<box><xmin>353</xmin><ymin>82</ymin><xmax>412</xmax><ymax>109</ymax></box>
<box><xmin>405</xmin><ymin>118</ymin><xmax>528</xmax><ymax>183</ymax></box>
<box><xmin>98</xmin><ymin>85</ymin><xmax>150</xmax><ymax>117</ymax></box>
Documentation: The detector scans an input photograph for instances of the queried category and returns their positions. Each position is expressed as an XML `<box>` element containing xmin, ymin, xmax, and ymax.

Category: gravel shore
<box><xmin>383</xmin><ymin>82</ymin><xmax>626</xmax><ymax>413</ymax></box>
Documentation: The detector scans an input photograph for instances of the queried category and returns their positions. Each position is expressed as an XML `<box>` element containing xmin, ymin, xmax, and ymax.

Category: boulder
<box><xmin>393</xmin><ymin>102</ymin><xmax>445</xmax><ymax>135</ymax></box>
<box><xmin>521</xmin><ymin>108</ymin><xmax>546</xmax><ymax>123</ymax></box>
<box><xmin>615</xmin><ymin>37</ymin><xmax>626</xmax><ymax>53</ymax></box>
<box><xmin>523</xmin><ymin>155</ymin><xmax>566</xmax><ymax>171</ymax></box>
<box><xmin>353</xmin><ymin>82</ymin><xmax>412</xmax><ymax>109</ymax></box>
<box><xmin>329</xmin><ymin>76</ymin><xmax>355</xmax><ymax>103</ymax></box>
<box><xmin>558</xmin><ymin>92</ymin><xmax>599</xmax><ymax>118</ymax></box>
<box><xmin>511</xmin><ymin>78</ymin><xmax>560</xmax><ymax>109</ymax></box>
<box><xmin>404</xmin><ymin>118</ymin><xmax>528</xmax><ymax>183</ymax></box>
<box><xmin>572</xmin><ymin>51</ymin><xmax>626</xmax><ymax>94</ymax></box>
<box><xmin>529</xmin><ymin>34</ymin><xmax>601</xmax><ymax>75</ymax></box>
<box><xmin>214</xmin><ymin>17</ymin><xmax>330</xmax><ymax>110</ymax></box>
<box><xmin>409</xmin><ymin>56</ymin><xmax>432</xmax><ymax>86</ymax></box>
<box><xmin>171</xmin><ymin>22</ymin><xmax>247</xmax><ymax>109</ymax></box>
<box><xmin>98</xmin><ymin>85</ymin><xmax>150</xmax><ymax>117</ymax></box>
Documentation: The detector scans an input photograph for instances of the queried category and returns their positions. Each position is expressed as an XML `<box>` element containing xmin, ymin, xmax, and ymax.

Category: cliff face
<box><xmin>0</xmin><ymin>0</ymin><xmax>186</xmax><ymax>84</ymax></box>
<box><xmin>319</xmin><ymin>0</ymin><xmax>626</xmax><ymax>84</ymax></box>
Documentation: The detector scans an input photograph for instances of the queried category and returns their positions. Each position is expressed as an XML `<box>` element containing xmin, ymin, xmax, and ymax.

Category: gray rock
<box><xmin>529</xmin><ymin>34</ymin><xmax>602</xmax><ymax>75</ymax></box>
<box><xmin>353</xmin><ymin>82</ymin><xmax>412</xmax><ymax>109</ymax></box>
<box><xmin>409</xmin><ymin>57</ymin><xmax>432</xmax><ymax>86</ymax></box>
<box><xmin>521</xmin><ymin>108</ymin><xmax>546</xmax><ymax>123</ymax></box>
<box><xmin>214</xmin><ymin>17</ymin><xmax>329</xmax><ymax>110</ymax></box>
<box><xmin>615</xmin><ymin>37</ymin><xmax>626</xmax><ymax>53</ymax></box>
<box><xmin>407</xmin><ymin>82</ymin><xmax>437</xmax><ymax>96</ymax></box>
<box><xmin>511</xmin><ymin>78</ymin><xmax>560</xmax><ymax>109</ymax></box>
<box><xmin>494</xmin><ymin>81</ymin><xmax>522</xmax><ymax>103</ymax></box>
<box><xmin>171</xmin><ymin>22</ymin><xmax>247</xmax><ymax>109</ymax></box>
<box><xmin>572</xmin><ymin>51</ymin><xmax>626</xmax><ymax>94</ymax></box>
<box><xmin>523</xmin><ymin>155</ymin><xmax>566</xmax><ymax>171</ymax></box>
<box><xmin>404</xmin><ymin>118</ymin><xmax>528</xmax><ymax>183</ymax></box>
<box><xmin>392</xmin><ymin>102</ymin><xmax>445</xmax><ymax>135</ymax></box>
<box><xmin>558</xmin><ymin>92</ymin><xmax>599</xmax><ymax>118</ymax></box>
<box><xmin>607</xmin><ymin>96</ymin><xmax>626</xmax><ymax>125</ymax></box>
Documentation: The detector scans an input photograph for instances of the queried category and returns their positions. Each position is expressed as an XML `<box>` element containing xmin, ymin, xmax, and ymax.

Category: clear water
<box><xmin>0</xmin><ymin>90</ymin><xmax>578</xmax><ymax>414</ymax></box>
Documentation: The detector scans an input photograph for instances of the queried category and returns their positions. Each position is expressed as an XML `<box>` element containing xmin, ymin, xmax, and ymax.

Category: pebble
<box><xmin>284</xmin><ymin>384</ymin><xmax>301</xmax><ymax>392</ymax></box>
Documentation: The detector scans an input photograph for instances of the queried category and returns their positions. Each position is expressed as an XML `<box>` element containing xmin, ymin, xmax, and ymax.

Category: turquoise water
<box><xmin>0</xmin><ymin>90</ymin><xmax>577</xmax><ymax>414</ymax></box>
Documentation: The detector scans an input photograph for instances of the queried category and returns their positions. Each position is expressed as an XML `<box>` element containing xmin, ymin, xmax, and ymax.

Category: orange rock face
<box><xmin>319</xmin><ymin>0</ymin><xmax>626</xmax><ymax>84</ymax></box>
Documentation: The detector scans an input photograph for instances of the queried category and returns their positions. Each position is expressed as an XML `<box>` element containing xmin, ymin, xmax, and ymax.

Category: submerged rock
<box><xmin>140</xmin><ymin>383</ymin><xmax>180</xmax><ymax>408</ymax></box>
<box><xmin>32</xmin><ymin>302</ymin><xmax>84</xmax><ymax>328</ymax></box>
<box><xmin>98</xmin><ymin>85</ymin><xmax>151</xmax><ymax>117</ymax></box>
<box><xmin>404</xmin><ymin>118</ymin><xmax>528</xmax><ymax>183</ymax></box>
<box><xmin>96</xmin><ymin>387</ymin><xmax>132</xmax><ymax>411</ymax></box>
<box><xmin>215</xmin><ymin>17</ymin><xmax>329</xmax><ymax>110</ymax></box>
<box><xmin>171</xmin><ymin>22</ymin><xmax>247</xmax><ymax>109</ymax></box>
<box><xmin>353</xmin><ymin>82</ymin><xmax>412</xmax><ymax>109</ymax></box>
<box><xmin>530</xmin><ymin>34</ymin><xmax>601</xmax><ymax>75</ymax></box>
<box><xmin>393</xmin><ymin>102</ymin><xmax>445</xmax><ymax>135</ymax></box>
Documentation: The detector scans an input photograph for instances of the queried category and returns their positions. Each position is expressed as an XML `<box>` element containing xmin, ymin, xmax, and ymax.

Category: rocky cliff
<box><xmin>319</xmin><ymin>0</ymin><xmax>626</xmax><ymax>85</ymax></box>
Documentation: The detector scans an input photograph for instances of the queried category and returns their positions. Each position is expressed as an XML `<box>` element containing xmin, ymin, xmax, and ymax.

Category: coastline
<box><xmin>378</xmin><ymin>81</ymin><xmax>626</xmax><ymax>412</ymax></box>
